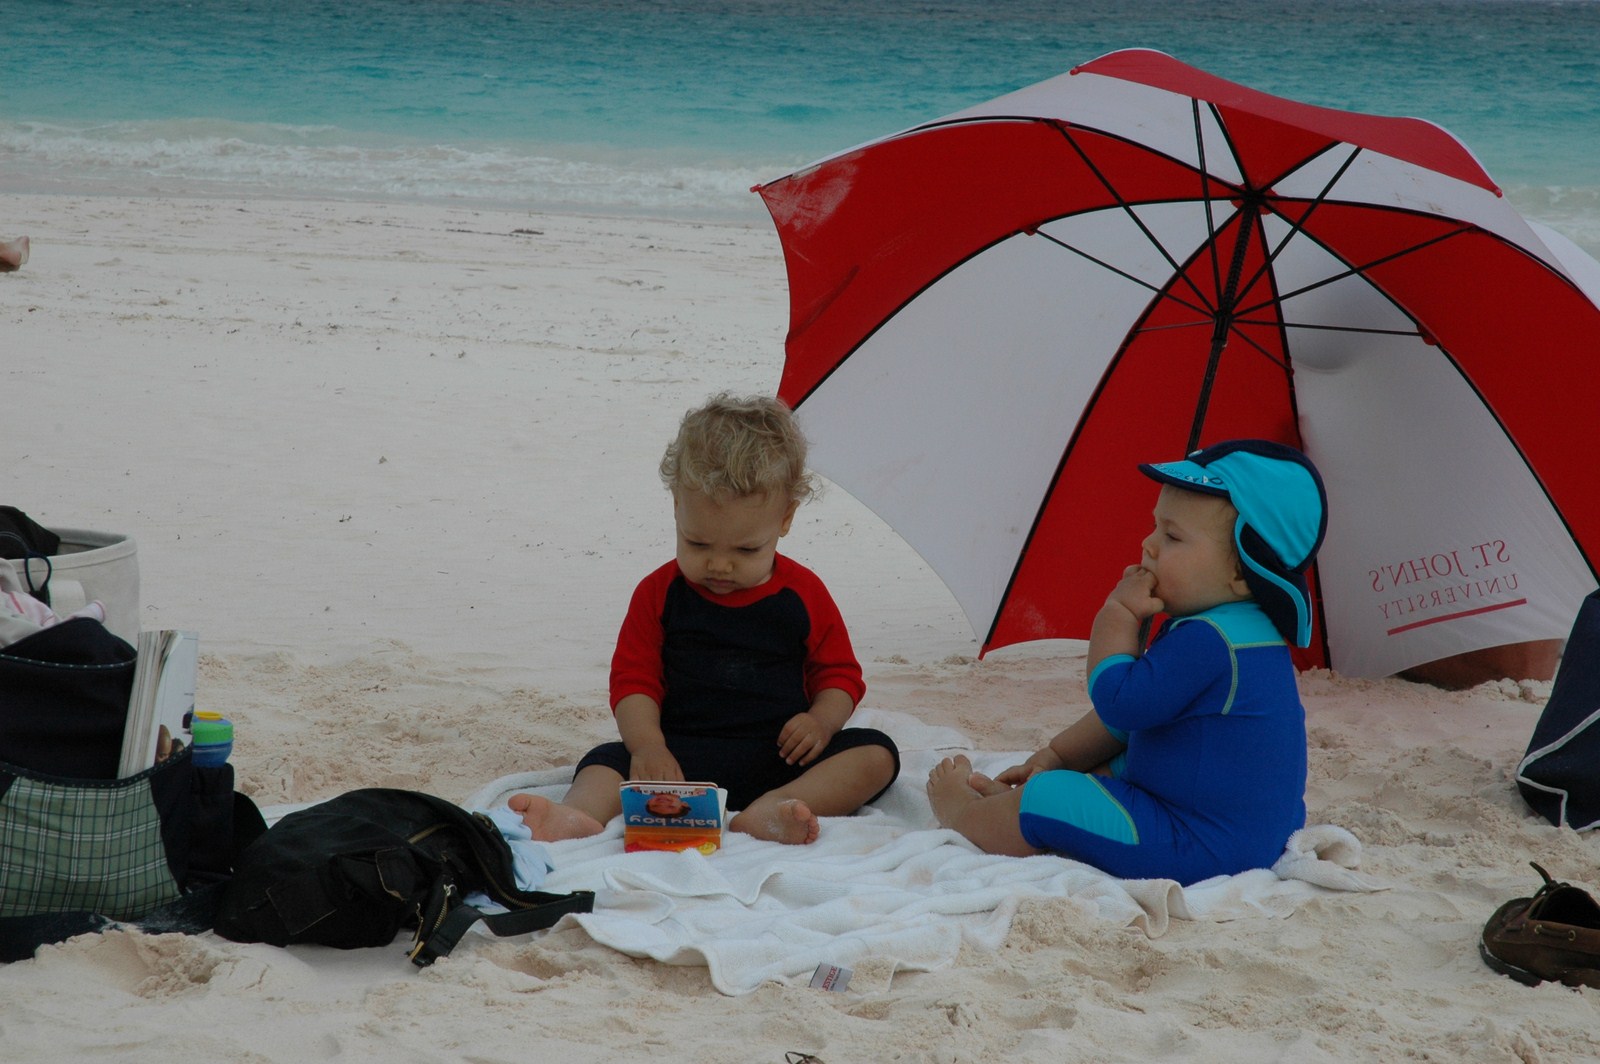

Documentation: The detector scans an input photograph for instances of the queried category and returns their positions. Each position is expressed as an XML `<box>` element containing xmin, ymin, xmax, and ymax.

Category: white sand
<box><xmin>3</xmin><ymin>193</ymin><xmax>1597</xmax><ymax>1062</ymax></box>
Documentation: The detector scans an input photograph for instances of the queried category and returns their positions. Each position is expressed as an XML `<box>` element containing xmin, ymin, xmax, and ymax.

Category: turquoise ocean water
<box><xmin>3</xmin><ymin>0</ymin><xmax>1597</xmax><ymax>244</ymax></box>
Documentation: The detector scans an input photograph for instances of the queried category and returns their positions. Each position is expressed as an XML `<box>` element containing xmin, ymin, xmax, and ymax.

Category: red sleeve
<box><xmin>609</xmin><ymin>561</ymin><xmax>675</xmax><ymax>711</ymax></box>
<box><xmin>785</xmin><ymin>559</ymin><xmax>867</xmax><ymax>708</ymax></box>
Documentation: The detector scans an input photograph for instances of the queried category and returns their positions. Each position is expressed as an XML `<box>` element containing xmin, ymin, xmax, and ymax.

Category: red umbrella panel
<box><xmin>755</xmin><ymin>49</ymin><xmax>1600</xmax><ymax>678</ymax></box>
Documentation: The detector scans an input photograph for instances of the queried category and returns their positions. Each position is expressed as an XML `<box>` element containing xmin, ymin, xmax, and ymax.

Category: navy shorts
<box><xmin>575</xmin><ymin>727</ymin><xmax>900</xmax><ymax>810</ymax></box>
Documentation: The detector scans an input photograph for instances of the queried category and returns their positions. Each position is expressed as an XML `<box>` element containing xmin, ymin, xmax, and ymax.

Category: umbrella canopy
<box><xmin>755</xmin><ymin>48</ymin><xmax>1600</xmax><ymax>678</ymax></box>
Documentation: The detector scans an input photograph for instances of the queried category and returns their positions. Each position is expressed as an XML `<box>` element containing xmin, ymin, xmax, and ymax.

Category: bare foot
<box><xmin>926</xmin><ymin>755</ymin><xmax>984</xmax><ymax>829</ymax></box>
<box><xmin>0</xmin><ymin>236</ymin><xmax>28</xmax><ymax>273</ymax></box>
<box><xmin>966</xmin><ymin>769</ymin><xmax>1010</xmax><ymax>797</ymax></box>
<box><xmin>730</xmin><ymin>796</ymin><xmax>819</xmax><ymax>845</ymax></box>
<box><xmin>508</xmin><ymin>792</ymin><xmax>604</xmax><ymax>842</ymax></box>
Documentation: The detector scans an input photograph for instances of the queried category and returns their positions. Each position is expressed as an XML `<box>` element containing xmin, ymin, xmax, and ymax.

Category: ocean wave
<box><xmin>1505</xmin><ymin>183</ymin><xmax>1600</xmax><ymax>258</ymax></box>
<box><xmin>0</xmin><ymin>119</ymin><xmax>804</xmax><ymax>221</ymax></box>
<box><xmin>6</xmin><ymin>119</ymin><xmax>1599</xmax><ymax>251</ymax></box>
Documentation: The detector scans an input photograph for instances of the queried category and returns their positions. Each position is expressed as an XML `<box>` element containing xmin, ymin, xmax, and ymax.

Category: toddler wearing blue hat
<box><xmin>928</xmin><ymin>439</ymin><xmax>1328</xmax><ymax>885</ymax></box>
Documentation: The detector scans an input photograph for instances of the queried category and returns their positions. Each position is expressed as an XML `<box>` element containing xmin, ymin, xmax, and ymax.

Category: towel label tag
<box><xmin>809</xmin><ymin>963</ymin><xmax>852</xmax><ymax>992</ymax></box>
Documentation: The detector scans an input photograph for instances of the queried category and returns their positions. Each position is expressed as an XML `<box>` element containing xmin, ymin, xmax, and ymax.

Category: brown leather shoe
<box><xmin>1480</xmin><ymin>862</ymin><xmax>1600</xmax><ymax>989</ymax></box>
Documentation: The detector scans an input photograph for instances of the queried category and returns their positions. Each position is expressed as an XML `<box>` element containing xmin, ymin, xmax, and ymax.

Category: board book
<box><xmin>619</xmin><ymin>781</ymin><xmax>728</xmax><ymax>854</ymax></box>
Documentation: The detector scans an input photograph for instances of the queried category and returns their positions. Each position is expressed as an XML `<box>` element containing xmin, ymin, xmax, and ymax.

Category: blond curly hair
<box><xmin>660</xmin><ymin>393</ymin><xmax>817</xmax><ymax>505</ymax></box>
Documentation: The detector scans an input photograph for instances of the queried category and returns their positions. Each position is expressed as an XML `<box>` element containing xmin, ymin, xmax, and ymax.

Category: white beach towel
<box><xmin>460</xmin><ymin>708</ymin><xmax>1387</xmax><ymax>995</ymax></box>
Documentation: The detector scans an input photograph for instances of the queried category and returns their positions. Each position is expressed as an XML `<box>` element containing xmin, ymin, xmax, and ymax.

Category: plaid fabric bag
<box><xmin>0</xmin><ymin>750</ymin><xmax>262</xmax><ymax>960</ymax></box>
<box><xmin>0</xmin><ymin>757</ymin><xmax>189</xmax><ymax>920</ymax></box>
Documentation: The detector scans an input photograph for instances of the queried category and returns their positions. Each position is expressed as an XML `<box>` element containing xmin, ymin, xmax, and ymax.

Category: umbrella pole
<box><xmin>1168</xmin><ymin>207</ymin><xmax>1258</xmax><ymax>648</ymax></box>
<box><xmin>1186</xmin><ymin>200</ymin><xmax>1260</xmax><ymax>453</ymax></box>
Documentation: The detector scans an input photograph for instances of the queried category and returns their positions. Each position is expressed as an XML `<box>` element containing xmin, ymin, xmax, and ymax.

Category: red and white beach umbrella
<box><xmin>755</xmin><ymin>48</ymin><xmax>1600</xmax><ymax>678</ymax></box>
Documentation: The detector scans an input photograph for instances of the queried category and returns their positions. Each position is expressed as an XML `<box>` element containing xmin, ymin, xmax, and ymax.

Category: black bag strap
<box><xmin>0</xmin><ymin>507</ymin><xmax>59</xmax><ymax>604</ymax></box>
<box><xmin>387</xmin><ymin>793</ymin><xmax>598</xmax><ymax>965</ymax></box>
<box><xmin>410</xmin><ymin>888</ymin><xmax>596</xmax><ymax>967</ymax></box>
<box><xmin>401</xmin><ymin>802</ymin><xmax>597</xmax><ymax>966</ymax></box>
<box><xmin>0</xmin><ymin>529</ymin><xmax>53</xmax><ymax>603</ymax></box>
<box><xmin>0</xmin><ymin>911</ymin><xmax>115</xmax><ymax>963</ymax></box>
<box><xmin>0</xmin><ymin>880</ymin><xmax>231</xmax><ymax>962</ymax></box>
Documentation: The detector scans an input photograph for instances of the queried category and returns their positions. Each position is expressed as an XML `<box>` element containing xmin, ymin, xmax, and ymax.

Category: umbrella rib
<box><xmin>1236</xmin><ymin>220</ymin><xmax>1478</xmax><ymax>319</ymax></box>
<box><xmin>1212</xmin><ymin>320</ymin><xmax>1291</xmax><ymax>371</ymax></box>
<box><xmin>1214</xmin><ymin>146</ymin><xmax>1362</xmax><ymax>374</ymax></box>
<box><xmin>1236</xmin><ymin>146</ymin><xmax>1364</xmax><ymax>301</ymax></box>
<box><xmin>1051</xmin><ymin>122</ymin><xmax>1221</xmax><ymax>317</ymax></box>
<box><xmin>1226</xmin><ymin>219</ymin><xmax>1477</xmax><ymax>377</ymax></box>
<box><xmin>1223</xmin><ymin>217</ymin><xmax>1478</xmax><ymax>373</ymax></box>
<box><xmin>1032</xmin><ymin>228</ymin><xmax>1217</xmax><ymax>320</ymax></box>
<box><xmin>1196</xmin><ymin>101</ymin><xmax>1228</xmax><ymax>311</ymax></box>
<box><xmin>1224</xmin><ymin>317</ymin><xmax>1425</xmax><ymax>369</ymax></box>
<box><xmin>1272</xmin><ymin>321</ymin><xmax>1426</xmax><ymax>337</ymax></box>
<box><xmin>1138</xmin><ymin>318</ymin><xmax>1233</xmax><ymax>335</ymax></box>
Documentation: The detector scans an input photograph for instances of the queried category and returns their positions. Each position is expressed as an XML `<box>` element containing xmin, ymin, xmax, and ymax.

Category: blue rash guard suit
<box><xmin>1017</xmin><ymin>600</ymin><xmax>1307</xmax><ymax>886</ymax></box>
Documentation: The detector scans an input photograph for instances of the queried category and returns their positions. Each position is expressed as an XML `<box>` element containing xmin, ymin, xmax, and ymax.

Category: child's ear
<box><xmin>779</xmin><ymin>501</ymin><xmax>799</xmax><ymax>536</ymax></box>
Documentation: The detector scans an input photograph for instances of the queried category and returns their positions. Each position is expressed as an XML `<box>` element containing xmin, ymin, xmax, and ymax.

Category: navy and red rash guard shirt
<box><xmin>610</xmin><ymin>555</ymin><xmax>866</xmax><ymax>740</ymax></box>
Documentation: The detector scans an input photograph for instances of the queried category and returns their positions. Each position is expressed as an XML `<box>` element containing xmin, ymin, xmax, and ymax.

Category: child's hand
<box><xmin>778</xmin><ymin>711</ymin><xmax>837</xmax><ymax>766</ymax></box>
<box><xmin>991</xmin><ymin>763</ymin><xmax>1038</xmax><ymax>787</ymax></box>
<box><xmin>629</xmin><ymin>744</ymin><xmax>685</xmax><ymax>783</ymax></box>
<box><xmin>1107</xmin><ymin>564</ymin><xmax>1163</xmax><ymax>622</ymax></box>
<box><xmin>994</xmin><ymin>747</ymin><xmax>1063</xmax><ymax>786</ymax></box>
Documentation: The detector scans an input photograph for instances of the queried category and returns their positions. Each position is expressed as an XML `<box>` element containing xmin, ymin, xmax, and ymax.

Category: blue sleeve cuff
<box><xmin>1087</xmin><ymin>653</ymin><xmax>1137</xmax><ymax>702</ymax></box>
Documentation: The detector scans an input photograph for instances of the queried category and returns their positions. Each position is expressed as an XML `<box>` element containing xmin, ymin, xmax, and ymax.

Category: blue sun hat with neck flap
<box><xmin>1139</xmin><ymin>439</ymin><xmax>1328</xmax><ymax>647</ymax></box>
